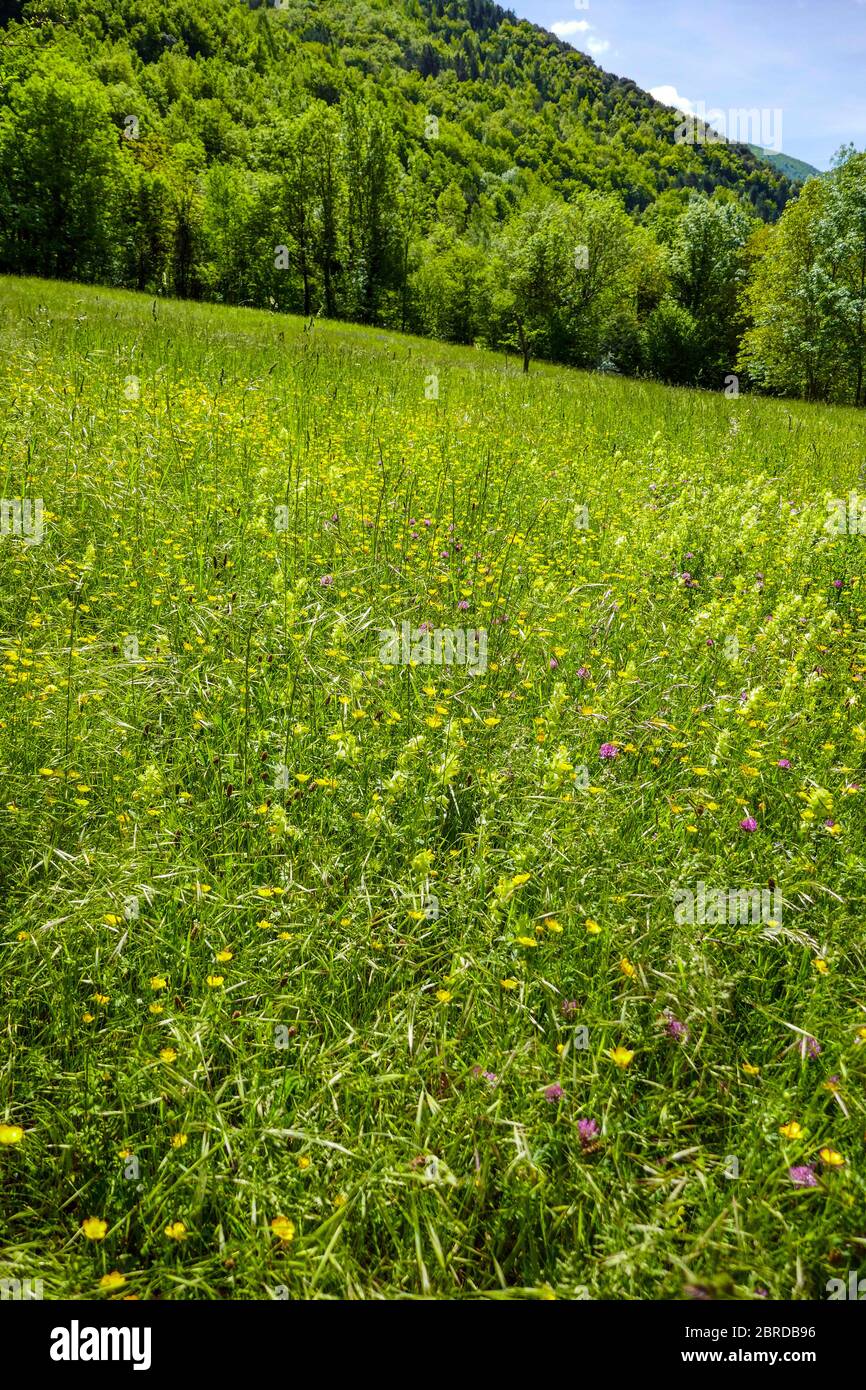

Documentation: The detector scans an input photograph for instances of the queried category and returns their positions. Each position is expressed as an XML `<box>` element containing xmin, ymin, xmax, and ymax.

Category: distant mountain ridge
<box><xmin>746</xmin><ymin>145</ymin><xmax>821</xmax><ymax>182</ymax></box>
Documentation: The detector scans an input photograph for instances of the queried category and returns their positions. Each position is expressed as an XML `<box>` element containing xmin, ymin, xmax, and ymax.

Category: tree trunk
<box><xmin>517</xmin><ymin>320</ymin><xmax>530</xmax><ymax>374</ymax></box>
<box><xmin>301</xmin><ymin>253</ymin><xmax>310</xmax><ymax>316</ymax></box>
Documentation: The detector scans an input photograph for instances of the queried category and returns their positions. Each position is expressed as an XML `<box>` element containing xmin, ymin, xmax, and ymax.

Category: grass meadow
<box><xmin>1</xmin><ymin>274</ymin><xmax>865</xmax><ymax>1301</ymax></box>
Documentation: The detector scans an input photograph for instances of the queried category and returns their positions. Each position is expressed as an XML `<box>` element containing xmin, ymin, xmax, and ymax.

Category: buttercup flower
<box><xmin>608</xmin><ymin>1046</ymin><xmax>634</xmax><ymax>1068</ymax></box>
<box><xmin>271</xmin><ymin>1215</ymin><xmax>295</xmax><ymax>1243</ymax></box>
<box><xmin>819</xmin><ymin>1147</ymin><xmax>844</xmax><ymax>1167</ymax></box>
<box><xmin>779</xmin><ymin>1121</ymin><xmax>804</xmax><ymax>1139</ymax></box>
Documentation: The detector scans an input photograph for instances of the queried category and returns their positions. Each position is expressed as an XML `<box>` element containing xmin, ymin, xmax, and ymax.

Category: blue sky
<box><xmin>513</xmin><ymin>0</ymin><xmax>866</xmax><ymax>170</ymax></box>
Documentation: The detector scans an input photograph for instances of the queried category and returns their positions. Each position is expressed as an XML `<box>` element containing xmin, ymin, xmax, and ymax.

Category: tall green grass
<box><xmin>0</xmin><ymin>276</ymin><xmax>864</xmax><ymax>1300</ymax></box>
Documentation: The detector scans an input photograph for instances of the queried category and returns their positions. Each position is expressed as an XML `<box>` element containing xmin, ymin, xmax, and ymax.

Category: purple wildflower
<box><xmin>599</xmin><ymin>743</ymin><xmax>618</xmax><ymax>761</ymax></box>
<box><xmin>777</xmin><ymin>758</ymin><xmax>791</xmax><ymax>770</ymax></box>
<box><xmin>560</xmin><ymin>999</ymin><xmax>579</xmax><ymax>1019</ymax></box>
<box><xmin>319</xmin><ymin>574</ymin><xmax>333</xmax><ymax>587</ymax></box>
<box><xmin>788</xmin><ymin>1165</ymin><xmax>818</xmax><ymax>1188</ymax></box>
<box><xmin>577</xmin><ymin>1118</ymin><xmax>599</xmax><ymax>1146</ymax></box>
<box><xmin>740</xmin><ymin>817</ymin><xmax>758</xmax><ymax>832</ymax></box>
<box><xmin>805</xmin><ymin>1035</ymin><xmax>821</xmax><ymax>1059</ymax></box>
<box><xmin>577</xmin><ymin>666</ymin><xmax>590</xmax><ymax>679</ymax></box>
<box><xmin>544</xmin><ymin>1083</ymin><xmax>564</xmax><ymax>1103</ymax></box>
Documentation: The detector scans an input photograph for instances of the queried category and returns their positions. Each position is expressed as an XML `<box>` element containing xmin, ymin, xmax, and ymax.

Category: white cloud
<box><xmin>551</xmin><ymin>20</ymin><xmax>591</xmax><ymax>37</ymax></box>
<box><xmin>649</xmin><ymin>85</ymin><xmax>695</xmax><ymax>116</ymax></box>
<box><xmin>551</xmin><ymin>17</ymin><xmax>613</xmax><ymax>60</ymax></box>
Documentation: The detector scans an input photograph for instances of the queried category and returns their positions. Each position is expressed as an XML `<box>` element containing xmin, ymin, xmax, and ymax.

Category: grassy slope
<box><xmin>0</xmin><ymin>276</ymin><xmax>864</xmax><ymax>1300</ymax></box>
